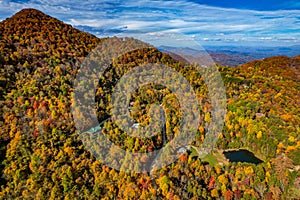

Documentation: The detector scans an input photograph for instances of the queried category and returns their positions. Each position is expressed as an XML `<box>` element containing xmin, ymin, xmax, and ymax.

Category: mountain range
<box><xmin>0</xmin><ymin>8</ymin><xmax>299</xmax><ymax>199</ymax></box>
<box><xmin>160</xmin><ymin>45</ymin><xmax>300</xmax><ymax>66</ymax></box>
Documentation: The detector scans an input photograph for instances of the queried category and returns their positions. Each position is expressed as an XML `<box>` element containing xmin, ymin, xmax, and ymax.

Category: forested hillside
<box><xmin>0</xmin><ymin>9</ymin><xmax>299</xmax><ymax>199</ymax></box>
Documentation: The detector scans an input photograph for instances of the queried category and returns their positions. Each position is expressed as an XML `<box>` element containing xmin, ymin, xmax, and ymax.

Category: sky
<box><xmin>0</xmin><ymin>0</ymin><xmax>299</xmax><ymax>47</ymax></box>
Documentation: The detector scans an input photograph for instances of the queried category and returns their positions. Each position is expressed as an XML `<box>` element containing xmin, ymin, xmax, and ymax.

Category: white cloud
<box><xmin>259</xmin><ymin>37</ymin><xmax>273</xmax><ymax>40</ymax></box>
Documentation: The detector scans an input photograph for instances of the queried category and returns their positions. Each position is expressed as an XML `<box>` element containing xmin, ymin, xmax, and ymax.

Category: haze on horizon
<box><xmin>0</xmin><ymin>0</ymin><xmax>299</xmax><ymax>48</ymax></box>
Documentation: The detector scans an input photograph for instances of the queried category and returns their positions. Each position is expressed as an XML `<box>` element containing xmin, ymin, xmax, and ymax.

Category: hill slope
<box><xmin>0</xmin><ymin>9</ymin><xmax>299</xmax><ymax>199</ymax></box>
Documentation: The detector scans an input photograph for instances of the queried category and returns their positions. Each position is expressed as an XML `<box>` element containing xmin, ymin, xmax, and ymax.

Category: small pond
<box><xmin>223</xmin><ymin>149</ymin><xmax>263</xmax><ymax>164</ymax></box>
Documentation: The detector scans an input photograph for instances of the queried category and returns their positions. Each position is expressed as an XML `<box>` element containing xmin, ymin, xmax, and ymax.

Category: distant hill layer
<box><xmin>160</xmin><ymin>45</ymin><xmax>300</xmax><ymax>66</ymax></box>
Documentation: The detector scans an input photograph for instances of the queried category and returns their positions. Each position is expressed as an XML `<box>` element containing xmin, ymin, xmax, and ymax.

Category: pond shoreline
<box><xmin>191</xmin><ymin>146</ymin><xmax>265</xmax><ymax>166</ymax></box>
<box><xmin>220</xmin><ymin>148</ymin><xmax>264</xmax><ymax>164</ymax></box>
<box><xmin>220</xmin><ymin>147</ymin><xmax>265</xmax><ymax>162</ymax></box>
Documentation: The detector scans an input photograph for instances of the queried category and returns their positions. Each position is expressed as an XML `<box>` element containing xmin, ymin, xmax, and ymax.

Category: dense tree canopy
<box><xmin>0</xmin><ymin>9</ymin><xmax>299</xmax><ymax>199</ymax></box>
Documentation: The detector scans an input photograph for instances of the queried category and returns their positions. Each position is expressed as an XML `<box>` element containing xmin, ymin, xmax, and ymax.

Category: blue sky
<box><xmin>188</xmin><ymin>0</ymin><xmax>300</xmax><ymax>11</ymax></box>
<box><xmin>0</xmin><ymin>0</ymin><xmax>299</xmax><ymax>47</ymax></box>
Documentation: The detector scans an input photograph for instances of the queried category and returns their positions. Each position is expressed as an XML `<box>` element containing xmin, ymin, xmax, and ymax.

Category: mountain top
<box><xmin>0</xmin><ymin>8</ymin><xmax>63</xmax><ymax>31</ymax></box>
<box><xmin>0</xmin><ymin>8</ymin><xmax>102</xmax><ymax>66</ymax></box>
<box><xmin>9</xmin><ymin>8</ymin><xmax>52</xmax><ymax>20</ymax></box>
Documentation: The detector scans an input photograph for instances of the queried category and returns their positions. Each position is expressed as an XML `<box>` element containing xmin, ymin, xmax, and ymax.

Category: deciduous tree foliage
<box><xmin>0</xmin><ymin>8</ymin><xmax>299</xmax><ymax>199</ymax></box>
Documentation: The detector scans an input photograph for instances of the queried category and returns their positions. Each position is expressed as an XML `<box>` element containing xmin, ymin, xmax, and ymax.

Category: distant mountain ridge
<box><xmin>160</xmin><ymin>45</ymin><xmax>300</xmax><ymax>66</ymax></box>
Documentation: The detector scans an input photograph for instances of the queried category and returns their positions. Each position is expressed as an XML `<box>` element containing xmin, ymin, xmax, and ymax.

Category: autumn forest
<box><xmin>0</xmin><ymin>9</ymin><xmax>299</xmax><ymax>199</ymax></box>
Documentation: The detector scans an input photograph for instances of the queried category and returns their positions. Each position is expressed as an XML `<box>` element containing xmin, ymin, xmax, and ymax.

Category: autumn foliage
<box><xmin>0</xmin><ymin>9</ymin><xmax>299</xmax><ymax>199</ymax></box>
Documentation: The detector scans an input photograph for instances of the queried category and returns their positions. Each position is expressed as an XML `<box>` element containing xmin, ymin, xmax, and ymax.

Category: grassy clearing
<box><xmin>202</xmin><ymin>154</ymin><xmax>218</xmax><ymax>167</ymax></box>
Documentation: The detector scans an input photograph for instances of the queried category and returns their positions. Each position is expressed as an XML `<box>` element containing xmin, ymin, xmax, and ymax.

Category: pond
<box><xmin>223</xmin><ymin>149</ymin><xmax>263</xmax><ymax>164</ymax></box>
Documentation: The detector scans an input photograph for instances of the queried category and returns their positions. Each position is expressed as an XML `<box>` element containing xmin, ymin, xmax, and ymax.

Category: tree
<box><xmin>223</xmin><ymin>190</ymin><xmax>234</xmax><ymax>200</ymax></box>
<box><xmin>211</xmin><ymin>188</ymin><xmax>219</xmax><ymax>198</ymax></box>
<box><xmin>218</xmin><ymin>174</ymin><xmax>228</xmax><ymax>186</ymax></box>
